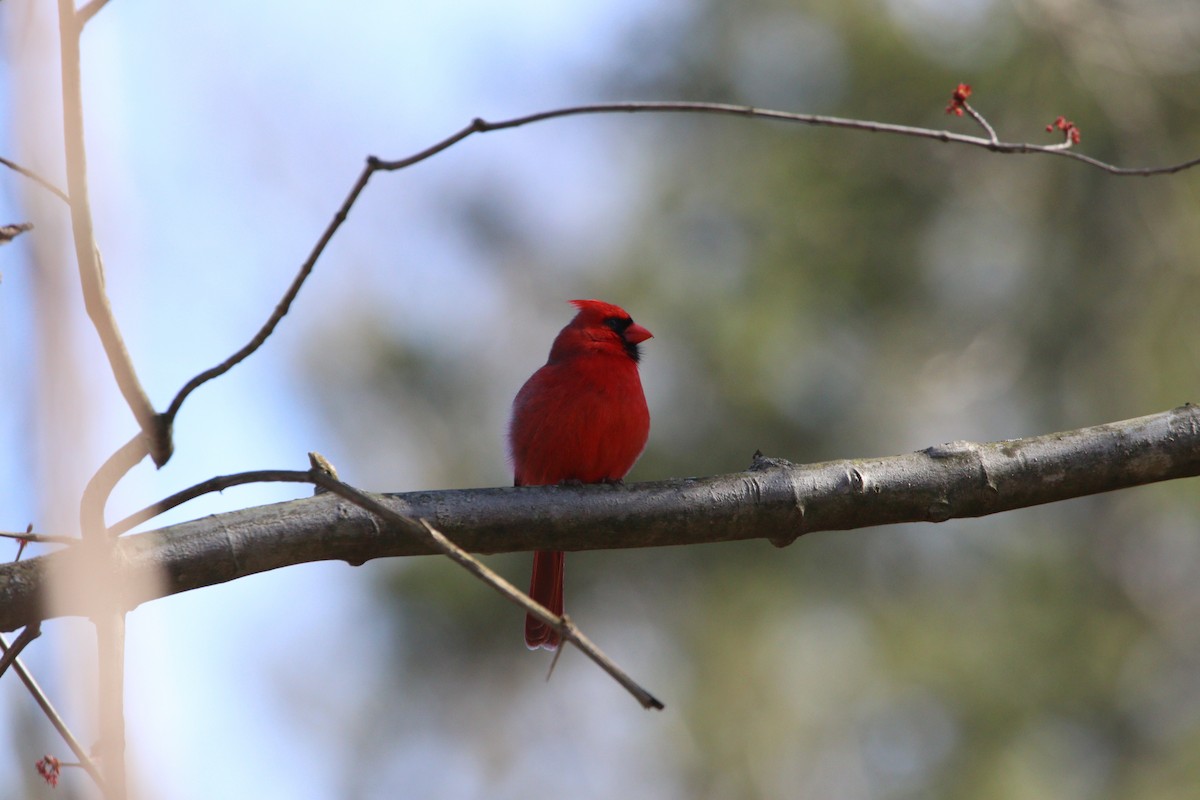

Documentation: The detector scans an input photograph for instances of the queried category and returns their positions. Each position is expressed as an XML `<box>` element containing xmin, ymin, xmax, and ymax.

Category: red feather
<box><xmin>510</xmin><ymin>299</ymin><xmax>652</xmax><ymax>649</ymax></box>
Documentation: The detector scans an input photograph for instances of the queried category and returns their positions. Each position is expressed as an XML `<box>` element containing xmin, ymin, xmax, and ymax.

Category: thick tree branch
<box><xmin>2</xmin><ymin>405</ymin><xmax>1196</xmax><ymax>633</ymax></box>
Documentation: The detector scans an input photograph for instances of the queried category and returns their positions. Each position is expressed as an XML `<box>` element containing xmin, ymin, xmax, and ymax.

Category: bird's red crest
<box><xmin>569</xmin><ymin>298</ymin><xmax>632</xmax><ymax>320</ymax></box>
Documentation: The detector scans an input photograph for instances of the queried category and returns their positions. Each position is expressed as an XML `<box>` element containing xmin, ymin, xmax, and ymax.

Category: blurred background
<box><xmin>3</xmin><ymin>0</ymin><xmax>1200</xmax><ymax>797</ymax></box>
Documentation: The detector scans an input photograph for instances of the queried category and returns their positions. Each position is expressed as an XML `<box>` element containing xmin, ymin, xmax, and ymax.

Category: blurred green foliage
<box><xmin>304</xmin><ymin>1</ymin><xmax>1200</xmax><ymax>796</ymax></box>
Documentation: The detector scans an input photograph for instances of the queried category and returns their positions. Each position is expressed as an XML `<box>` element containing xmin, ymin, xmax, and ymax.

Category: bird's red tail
<box><xmin>525</xmin><ymin>550</ymin><xmax>565</xmax><ymax>650</ymax></box>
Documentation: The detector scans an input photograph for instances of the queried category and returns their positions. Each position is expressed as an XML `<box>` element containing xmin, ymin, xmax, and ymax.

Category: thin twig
<box><xmin>372</xmin><ymin>101</ymin><xmax>1200</xmax><ymax>177</ymax></box>
<box><xmin>162</xmin><ymin>95</ymin><xmax>1199</xmax><ymax>432</ymax></box>
<box><xmin>0</xmin><ymin>156</ymin><xmax>70</xmax><ymax>203</ymax></box>
<box><xmin>306</xmin><ymin>471</ymin><xmax>664</xmax><ymax>710</ymax></box>
<box><xmin>0</xmin><ymin>622</ymin><xmax>40</xmax><ymax>680</ymax></box>
<box><xmin>111</xmin><ymin>465</ymin><xmax>664</xmax><ymax>707</ymax></box>
<box><xmin>0</xmin><ymin>529</ymin><xmax>77</xmax><ymax>547</ymax></box>
<box><xmin>962</xmin><ymin>102</ymin><xmax>999</xmax><ymax>145</ymax></box>
<box><xmin>108</xmin><ymin>469</ymin><xmax>316</xmax><ymax>536</ymax></box>
<box><xmin>0</xmin><ymin>634</ymin><xmax>109</xmax><ymax>795</ymax></box>
<box><xmin>417</xmin><ymin>519</ymin><xmax>665</xmax><ymax>709</ymax></box>
<box><xmin>162</xmin><ymin>163</ymin><xmax>376</xmax><ymax>426</ymax></box>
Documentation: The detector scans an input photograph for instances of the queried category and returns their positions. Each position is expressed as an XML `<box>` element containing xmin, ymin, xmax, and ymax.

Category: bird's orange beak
<box><xmin>624</xmin><ymin>322</ymin><xmax>653</xmax><ymax>345</ymax></box>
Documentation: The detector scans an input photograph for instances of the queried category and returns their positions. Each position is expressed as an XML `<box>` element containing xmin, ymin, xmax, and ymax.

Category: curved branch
<box><xmin>56</xmin><ymin>1</ymin><xmax>165</xmax><ymax>469</ymax></box>
<box><xmin>162</xmin><ymin>96</ymin><xmax>1200</xmax><ymax>430</ymax></box>
<box><xmin>373</xmin><ymin>101</ymin><xmax>1200</xmax><ymax>177</ymax></box>
<box><xmin>162</xmin><ymin>163</ymin><xmax>376</xmax><ymax>427</ymax></box>
<box><xmin>107</xmin><ymin>469</ymin><xmax>315</xmax><ymax>537</ymax></box>
<box><xmin>3</xmin><ymin>404</ymin><xmax>1197</xmax><ymax>633</ymax></box>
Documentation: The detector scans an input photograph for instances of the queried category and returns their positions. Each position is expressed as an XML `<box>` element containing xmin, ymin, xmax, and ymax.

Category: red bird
<box><xmin>509</xmin><ymin>299</ymin><xmax>652</xmax><ymax>650</ymax></box>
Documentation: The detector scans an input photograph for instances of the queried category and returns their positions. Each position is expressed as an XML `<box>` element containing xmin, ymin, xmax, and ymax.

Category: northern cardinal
<box><xmin>509</xmin><ymin>299</ymin><xmax>652</xmax><ymax>650</ymax></box>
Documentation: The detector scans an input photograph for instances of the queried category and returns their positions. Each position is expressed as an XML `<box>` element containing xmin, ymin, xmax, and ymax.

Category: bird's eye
<box><xmin>605</xmin><ymin>316</ymin><xmax>632</xmax><ymax>333</ymax></box>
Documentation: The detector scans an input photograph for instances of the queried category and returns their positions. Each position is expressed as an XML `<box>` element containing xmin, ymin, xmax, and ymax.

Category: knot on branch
<box><xmin>146</xmin><ymin>413</ymin><xmax>174</xmax><ymax>468</ymax></box>
<box><xmin>748</xmin><ymin>450</ymin><xmax>796</xmax><ymax>472</ymax></box>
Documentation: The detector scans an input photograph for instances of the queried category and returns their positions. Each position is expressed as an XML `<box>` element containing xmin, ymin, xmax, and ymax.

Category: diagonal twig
<box><xmin>0</xmin><ymin>156</ymin><xmax>70</xmax><ymax>203</ymax></box>
<box><xmin>107</xmin><ymin>468</ymin><xmax>316</xmax><ymax>536</ymax></box>
<box><xmin>0</xmin><ymin>622</ymin><xmax>41</xmax><ymax>680</ymax></box>
<box><xmin>98</xmin><ymin>461</ymin><xmax>665</xmax><ymax>707</ymax></box>
<box><xmin>0</xmin><ymin>633</ymin><xmax>109</xmax><ymax>794</ymax></box>
<box><xmin>309</xmin><ymin>472</ymin><xmax>664</xmax><ymax>710</ymax></box>
<box><xmin>416</xmin><ymin>519</ymin><xmax>664</xmax><ymax>709</ymax></box>
<box><xmin>162</xmin><ymin>164</ymin><xmax>376</xmax><ymax>427</ymax></box>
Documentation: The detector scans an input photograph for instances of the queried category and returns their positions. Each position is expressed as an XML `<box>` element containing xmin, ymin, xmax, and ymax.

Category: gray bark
<box><xmin>2</xmin><ymin>404</ymin><xmax>1197</xmax><ymax>632</ymax></box>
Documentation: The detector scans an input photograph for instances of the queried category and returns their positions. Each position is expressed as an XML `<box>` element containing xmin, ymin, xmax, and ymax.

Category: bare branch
<box><xmin>108</xmin><ymin>468</ymin><xmax>316</xmax><ymax>536</ymax></box>
<box><xmin>419</xmin><ymin>520</ymin><xmax>663</xmax><ymax>709</ymax></box>
<box><xmin>111</xmin><ymin>465</ymin><xmax>665</xmax><ymax>708</ymax></box>
<box><xmin>161</xmin><ymin>93</ymin><xmax>1199</xmax><ymax>431</ymax></box>
<box><xmin>372</xmin><ymin>102</ymin><xmax>1200</xmax><ymax>177</ymax></box>
<box><xmin>0</xmin><ymin>529</ymin><xmax>78</xmax><ymax>547</ymax></box>
<box><xmin>4</xmin><ymin>405</ymin><xmax>1197</xmax><ymax>633</ymax></box>
<box><xmin>162</xmin><ymin>163</ymin><xmax>375</xmax><ymax>427</ymax></box>
<box><xmin>310</xmin><ymin>475</ymin><xmax>664</xmax><ymax>710</ymax></box>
